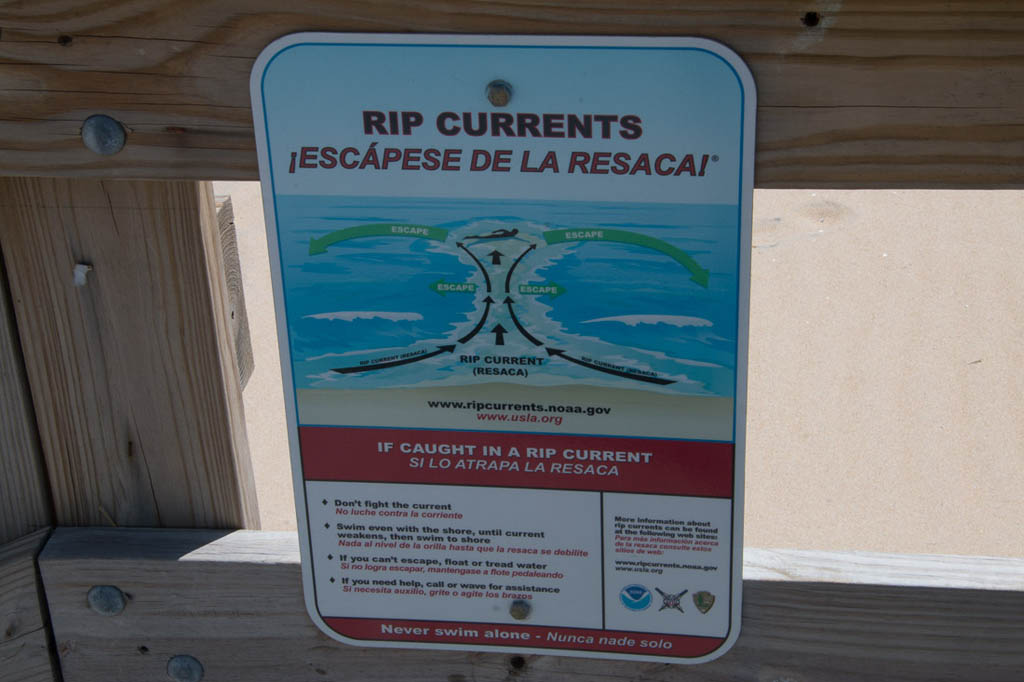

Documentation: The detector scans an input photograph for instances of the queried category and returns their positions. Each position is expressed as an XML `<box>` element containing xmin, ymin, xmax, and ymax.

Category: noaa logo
<box><xmin>619</xmin><ymin>584</ymin><xmax>652</xmax><ymax>611</ymax></box>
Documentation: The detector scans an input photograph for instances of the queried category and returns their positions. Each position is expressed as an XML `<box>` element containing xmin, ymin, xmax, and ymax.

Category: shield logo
<box><xmin>693</xmin><ymin>591</ymin><xmax>715</xmax><ymax>614</ymax></box>
<box><xmin>654</xmin><ymin>588</ymin><xmax>687</xmax><ymax>614</ymax></box>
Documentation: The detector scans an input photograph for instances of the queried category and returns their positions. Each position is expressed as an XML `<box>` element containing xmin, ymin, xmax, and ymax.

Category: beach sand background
<box><xmin>215</xmin><ymin>181</ymin><xmax>1023</xmax><ymax>558</ymax></box>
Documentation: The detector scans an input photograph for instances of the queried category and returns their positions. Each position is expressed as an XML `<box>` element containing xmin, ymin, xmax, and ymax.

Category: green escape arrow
<box><xmin>518</xmin><ymin>281</ymin><xmax>566</xmax><ymax>299</ymax></box>
<box><xmin>543</xmin><ymin>228</ymin><xmax>709</xmax><ymax>288</ymax></box>
<box><xmin>429</xmin><ymin>279</ymin><xmax>477</xmax><ymax>296</ymax></box>
<box><xmin>309</xmin><ymin>223</ymin><xmax>448</xmax><ymax>255</ymax></box>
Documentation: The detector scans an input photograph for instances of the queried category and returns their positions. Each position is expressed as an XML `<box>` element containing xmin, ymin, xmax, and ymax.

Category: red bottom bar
<box><xmin>323</xmin><ymin>617</ymin><xmax>726</xmax><ymax>658</ymax></box>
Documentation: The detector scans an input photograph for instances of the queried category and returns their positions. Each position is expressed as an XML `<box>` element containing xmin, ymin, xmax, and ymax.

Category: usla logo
<box><xmin>619</xmin><ymin>584</ymin><xmax>652</xmax><ymax>611</ymax></box>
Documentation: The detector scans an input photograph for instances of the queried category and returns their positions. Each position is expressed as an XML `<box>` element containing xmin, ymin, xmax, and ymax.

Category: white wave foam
<box><xmin>305</xmin><ymin>311</ymin><xmax>423</xmax><ymax>322</ymax></box>
<box><xmin>307</xmin><ymin>371</ymin><xmax>341</xmax><ymax>386</ymax></box>
<box><xmin>581</xmin><ymin>314</ymin><xmax>712</xmax><ymax>328</ymax></box>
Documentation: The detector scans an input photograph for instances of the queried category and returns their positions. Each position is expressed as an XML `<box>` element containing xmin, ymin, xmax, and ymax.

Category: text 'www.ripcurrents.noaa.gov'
<box><xmin>426</xmin><ymin>400</ymin><xmax>612</xmax><ymax>426</ymax></box>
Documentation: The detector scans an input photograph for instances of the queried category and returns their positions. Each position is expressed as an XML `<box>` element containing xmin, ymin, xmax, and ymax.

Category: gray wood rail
<box><xmin>38</xmin><ymin>528</ymin><xmax>1024</xmax><ymax>682</ymax></box>
<box><xmin>0</xmin><ymin>1</ymin><xmax>1021</xmax><ymax>187</ymax></box>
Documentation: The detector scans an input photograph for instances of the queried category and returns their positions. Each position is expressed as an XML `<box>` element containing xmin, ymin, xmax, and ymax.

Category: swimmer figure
<box><xmin>464</xmin><ymin>228</ymin><xmax>519</xmax><ymax>240</ymax></box>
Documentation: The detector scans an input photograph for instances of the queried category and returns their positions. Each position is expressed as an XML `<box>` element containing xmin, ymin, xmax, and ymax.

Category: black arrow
<box><xmin>332</xmin><ymin>345</ymin><xmax>456</xmax><ymax>374</ymax></box>
<box><xmin>504</xmin><ymin>243</ymin><xmax>537</xmax><ymax>293</ymax></box>
<box><xmin>545</xmin><ymin>347</ymin><xmax>675</xmax><ymax>385</ymax></box>
<box><xmin>504</xmin><ymin>296</ymin><xmax>542</xmax><ymax>346</ymax></box>
<box><xmin>488</xmin><ymin>250</ymin><xmax>505</xmax><ymax>265</ymax></box>
<box><xmin>458</xmin><ymin>296</ymin><xmax>494</xmax><ymax>344</ymax></box>
<box><xmin>491</xmin><ymin>323</ymin><xmax>507</xmax><ymax>346</ymax></box>
<box><xmin>457</xmin><ymin>242</ymin><xmax>492</xmax><ymax>292</ymax></box>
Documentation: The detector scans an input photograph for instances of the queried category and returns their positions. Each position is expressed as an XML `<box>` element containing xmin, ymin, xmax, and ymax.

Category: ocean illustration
<box><xmin>274</xmin><ymin>196</ymin><xmax>740</xmax><ymax>398</ymax></box>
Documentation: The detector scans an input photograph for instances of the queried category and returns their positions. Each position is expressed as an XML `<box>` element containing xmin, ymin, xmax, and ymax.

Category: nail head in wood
<box><xmin>87</xmin><ymin>585</ymin><xmax>126</xmax><ymax>615</ymax></box>
<box><xmin>81</xmin><ymin>114</ymin><xmax>126</xmax><ymax>156</ymax></box>
<box><xmin>72</xmin><ymin>263</ymin><xmax>92</xmax><ymax>287</ymax></box>
<box><xmin>167</xmin><ymin>654</ymin><xmax>204</xmax><ymax>682</ymax></box>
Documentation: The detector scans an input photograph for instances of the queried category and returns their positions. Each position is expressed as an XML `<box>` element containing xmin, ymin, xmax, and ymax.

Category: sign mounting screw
<box><xmin>486</xmin><ymin>80</ymin><xmax>513</xmax><ymax>107</ymax></box>
<box><xmin>509</xmin><ymin>599</ymin><xmax>531</xmax><ymax>620</ymax></box>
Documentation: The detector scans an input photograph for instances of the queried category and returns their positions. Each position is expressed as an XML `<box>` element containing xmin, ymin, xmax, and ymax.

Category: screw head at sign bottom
<box><xmin>509</xmin><ymin>599</ymin><xmax>532</xmax><ymax>620</ymax></box>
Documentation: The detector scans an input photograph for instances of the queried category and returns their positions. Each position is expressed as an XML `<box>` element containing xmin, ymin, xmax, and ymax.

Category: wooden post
<box><xmin>0</xmin><ymin>178</ymin><xmax>259</xmax><ymax>529</ymax></box>
<box><xmin>215</xmin><ymin>195</ymin><xmax>254</xmax><ymax>389</ymax></box>
<box><xmin>0</xmin><ymin>253</ymin><xmax>52</xmax><ymax>544</ymax></box>
<box><xmin>1</xmin><ymin>255</ymin><xmax>59</xmax><ymax>682</ymax></box>
<box><xmin>0</xmin><ymin>530</ymin><xmax>60</xmax><ymax>682</ymax></box>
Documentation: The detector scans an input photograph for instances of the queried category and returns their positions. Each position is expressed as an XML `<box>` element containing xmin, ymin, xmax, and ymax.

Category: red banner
<box><xmin>300</xmin><ymin>426</ymin><xmax>732</xmax><ymax>497</ymax></box>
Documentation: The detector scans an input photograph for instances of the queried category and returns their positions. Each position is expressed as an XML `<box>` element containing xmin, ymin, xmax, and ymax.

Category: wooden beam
<box><xmin>38</xmin><ymin>528</ymin><xmax>1024</xmax><ymax>681</ymax></box>
<box><xmin>0</xmin><ymin>529</ymin><xmax>60</xmax><ymax>682</ymax></box>
<box><xmin>744</xmin><ymin>547</ymin><xmax>1024</xmax><ymax>590</ymax></box>
<box><xmin>0</xmin><ymin>1</ymin><xmax>1022</xmax><ymax>187</ymax></box>
<box><xmin>0</xmin><ymin>252</ymin><xmax>52</xmax><ymax>545</ymax></box>
<box><xmin>0</xmin><ymin>178</ymin><xmax>259</xmax><ymax>529</ymax></box>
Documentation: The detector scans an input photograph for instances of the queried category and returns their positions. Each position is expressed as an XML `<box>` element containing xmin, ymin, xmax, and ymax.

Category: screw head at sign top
<box><xmin>167</xmin><ymin>654</ymin><xmax>205</xmax><ymax>682</ymax></box>
<box><xmin>81</xmin><ymin>114</ymin><xmax>126</xmax><ymax>156</ymax></box>
<box><xmin>486</xmin><ymin>80</ymin><xmax>513</xmax><ymax>107</ymax></box>
<box><xmin>86</xmin><ymin>585</ymin><xmax>126</xmax><ymax>616</ymax></box>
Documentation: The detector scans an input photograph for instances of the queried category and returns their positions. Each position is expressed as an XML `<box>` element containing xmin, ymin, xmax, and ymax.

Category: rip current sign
<box><xmin>252</xmin><ymin>34</ymin><xmax>754</xmax><ymax>664</ymax></box>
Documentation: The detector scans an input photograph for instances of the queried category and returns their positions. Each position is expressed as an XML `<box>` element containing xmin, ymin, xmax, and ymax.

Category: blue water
<box><xmin>275</xmin><ymin>196</ymin><xmax>739</xmax><ymax>397</ymax></box>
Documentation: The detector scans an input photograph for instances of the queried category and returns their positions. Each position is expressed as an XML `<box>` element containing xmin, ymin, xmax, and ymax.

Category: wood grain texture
<box><xmin>0</xmin><ymin>1</ymin><xmax>1022</xmax><ymax>187</ymax></box>
<box><xmin>39</xmin><ymin>528</ymin><xmax>1024</xmax><ymax>682</ymax></box>
<box><xmin>0</xmin><ymin>254</ymin><xmax>52</xmax><ymax>545</ymax></box>
<box><xmin>744</xmin><ymin>547</ymin><xmax>1024</xmax><ymax>590</ymax></box>
<box><xmin>0</xmin><ymin>177</ymin><xmax>259</xmax><ymax>529</ymax></box>
<box><xmin>215</xmin><ymin>195</ymin><xmax>253</xmax><ymax>388</ymax></box>
<box><xmin>0</xmin><ymin>529</ymin><xmax>59</xmax><ymax>682</ymax></box>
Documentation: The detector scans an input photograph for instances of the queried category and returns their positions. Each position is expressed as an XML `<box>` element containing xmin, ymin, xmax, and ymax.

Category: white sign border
<box><xmin>250</xmin><ymin>31</ymin><xmax>755</xmax><ymax>665</ymax></box>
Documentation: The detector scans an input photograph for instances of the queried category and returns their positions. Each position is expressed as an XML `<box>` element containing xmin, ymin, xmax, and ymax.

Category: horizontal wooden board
<box><xmin>743</xmin><ymin>547</ymin><xmax>1024</xmax><ymax>590</ymax></box>
<box><xmin>0</xmin><ymin>529</ymin><xmax>59</xmax><ymax>682</ymax></box>
<box><xmin>0</xmin><ymin>1</ymin><xmax>1022</xmax><ymax>187</ymax></box>
<box><xmin>39</xmin><ymin>528</ymin><xmax>1024</xmax><ymax>682</ymax></box>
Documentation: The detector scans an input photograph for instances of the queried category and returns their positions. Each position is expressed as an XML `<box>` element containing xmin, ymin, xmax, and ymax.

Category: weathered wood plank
<box><xmin>744</xmin><ymin>547</ymin><xmax>1024</xmax><ymax>590</ymax></box>
<box><xmin>214</xmin><ymin>195</ymin><xmax>253</xmax><ymax>388</ymax></box>
<box><xmin>0</xmin><ymin>1</ymin><xmax>1022</xmax><ymax>187</ymax></box>
<box><xmin>39</xmin><ymin>528</ymin><xmax>1024</xmax><ymax>682</ymax></box>
<box><xmin>0</xmin><ymin>529</ymin><xmax>59</xmax><ymax>682</ymax></box>
<box><xmin>0</xmin><ymin>178</ymin><xmax>259</xmax><ymax>529</ymax></box>
<box><xmin>0</xmin><ymin>253</ymin><xmax>52</xmax><ymax>546</ymax></box>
